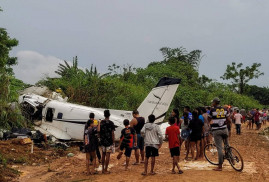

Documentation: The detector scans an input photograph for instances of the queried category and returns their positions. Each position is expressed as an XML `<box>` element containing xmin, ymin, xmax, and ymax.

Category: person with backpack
<box><xmin>98</xmin><ymin>110</ymin><xmax>115</xmax><ymax>174</ymax></box>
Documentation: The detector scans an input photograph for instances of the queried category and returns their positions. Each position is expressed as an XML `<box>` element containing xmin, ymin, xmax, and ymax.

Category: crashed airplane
<box><xmin>19</xmin><ymin>77</ymin><xmax>181</xmax><ymax>141</ymax></box>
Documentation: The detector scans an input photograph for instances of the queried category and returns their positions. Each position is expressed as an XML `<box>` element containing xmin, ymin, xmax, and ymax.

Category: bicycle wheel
<box><xmin>227</xmin><ymin>147</ymin><xmax>244</xmax><ymax>172</ymax></box>
<box><xmin>204</xmin><ymin>144</ymin><xmax>219</xmax><ymax>165</ymax></box>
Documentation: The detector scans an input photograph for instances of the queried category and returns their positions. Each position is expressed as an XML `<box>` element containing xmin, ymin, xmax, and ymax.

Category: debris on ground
<box><xmin>259</xmin><ymin>127</ymin><xmax>269</xmax><ymax>136</ymax></box>
<box><xmin>3</xmin><ymin>128</ymin><xmax>32</xmax><ymax>140</ymax></box>
<box><xmin>20</xmin><ymin>86</ymin><xmax>68</xmax><ymax>102</ymax></box>
<box><xmin>11</xmin><ymin>138</ymin><xmax>32</xmax><ymax>145</ymax></box>
<box><xmin>67</xmin><ymin>153</ymin><xmax>75</xmax><ymax>157</ymax></box>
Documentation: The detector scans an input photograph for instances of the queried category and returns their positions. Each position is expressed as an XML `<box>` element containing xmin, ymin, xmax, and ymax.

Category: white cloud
<box><xmin>13</xmin><ymin>50</ymin><xmax>67</xmax><ymax>84</ymax></box>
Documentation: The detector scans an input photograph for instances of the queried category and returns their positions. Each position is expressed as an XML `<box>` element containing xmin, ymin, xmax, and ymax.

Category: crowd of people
<box><xmin>83</xmin><ymin>99</ymin><xmax>268</xmax><ymax>175</ymax></box>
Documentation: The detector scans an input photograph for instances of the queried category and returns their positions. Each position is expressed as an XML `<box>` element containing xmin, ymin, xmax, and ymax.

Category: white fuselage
<box><xmin>19</xmin><ymin>77</ymin><xmax>181</xmax><ymax>141</ymax></box>
<box><xmin>39</xmin><ymin>100</ymin><xmax>132</xmax><ymax>140</ymax></box>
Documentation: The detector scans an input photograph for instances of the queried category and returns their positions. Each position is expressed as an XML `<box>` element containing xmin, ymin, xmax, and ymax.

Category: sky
<box><xmin>1</xmin><ymin>0</ymin><xmax>268</xmax><ymax>86</ymax></box>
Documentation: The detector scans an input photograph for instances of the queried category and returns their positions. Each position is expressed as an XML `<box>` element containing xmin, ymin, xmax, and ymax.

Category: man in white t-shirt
<box><xmin>234</xmin><ymin>110</ymin><xmax>243</xmax><ymax>135</ymax></box>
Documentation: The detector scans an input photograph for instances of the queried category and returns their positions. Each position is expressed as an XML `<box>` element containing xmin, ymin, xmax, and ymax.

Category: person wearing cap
<box><xmin>208</xmin><ymin>98</ymin><xmax>231</xmax><ymax>171</ymax></box>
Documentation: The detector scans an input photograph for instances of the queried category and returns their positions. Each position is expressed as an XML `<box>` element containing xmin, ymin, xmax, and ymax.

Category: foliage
<box><xmin>221</xmin><ymin>62</ymin><xmax>264</xmax><ymax>94</ymax></box>
<box><xmin>205</xmin><ymin>82</ymin><xmax>263</xmax><ymax>110</ymax></box>
<box><xmin>0</xmin><ymin>12</ymin><xmax>27</xmax><ymax>129</ymax></box>
<box><xmin>39</xmin><ymin>47</ymin><xmax>265</xmax><ymax>116</ymax></box>
<box><xmin>160</xmin><ymin>47</ymin><xmax>202</xmax><ymax>70</ymax></box>
<box><xmin>245</xmin><ymin>85</ymin><xmax>269</xmax><ymax>106</ymax></box>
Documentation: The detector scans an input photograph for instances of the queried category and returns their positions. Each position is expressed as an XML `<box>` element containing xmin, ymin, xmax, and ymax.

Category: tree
<box><xmin>198</xmin><ymin>74</ymin><xmax>213</xmax><ymax>87</ymax></box>
<box><xmin>160</xmin><ymin>47</ymin><xmax>202</xmax><ymax>70</ymax></box>
<box><xmin>221</xmin><ymin>62</ymin><xmax>264</xmax><ymax>94</ymax></box>
<box><xmin>245</xmin><ymin>85</ymin><xmax>269</xmax><ymax>106</ymax></box>
<box><xmin>0</xmin><ymin>9</ymin><xmax>26</xmax><ymax>129</ymax></box>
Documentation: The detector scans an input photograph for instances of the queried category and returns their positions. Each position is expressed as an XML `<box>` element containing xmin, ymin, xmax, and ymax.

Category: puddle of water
<box><xmin>179</xmin><ymin>161</ymin><xmax>257</xmax><ymax>174</ymax></box>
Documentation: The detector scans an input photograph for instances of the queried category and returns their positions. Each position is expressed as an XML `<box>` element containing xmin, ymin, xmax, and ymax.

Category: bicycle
<box><xmin>204</xmin><ymin>138</ymin><xmax>244</xmax><ymax>172</ymax></box>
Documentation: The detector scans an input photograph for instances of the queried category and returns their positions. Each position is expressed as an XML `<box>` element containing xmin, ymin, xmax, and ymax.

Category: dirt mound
<box><xmin>0</xmin><ymin>139</ymin><xmax>77</xmax><ymax>181</ymax></box>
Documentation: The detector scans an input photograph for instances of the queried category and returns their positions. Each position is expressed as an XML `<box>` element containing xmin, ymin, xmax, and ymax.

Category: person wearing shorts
<box><xmin>180</xmin><ymin>112</ymin><xmax>191</xmax><ymax>160</ymax></box>
<box><xmin>117</xmin><ymin>119</ymin><xmax>137</xmax><ymax>171</ymax></box>
<box><xmin>246</xmin><ymin>111</ymin><xmax>252</xmax><ymax>129</ymax></box>
<box><xmin>145</xmin><ymin>146</ymin><xmax>159</xmax><ymax>158</ymax></box>
<box><xmin>98</xmin><ymin>110</ymin><xmax>115</xmax><ymax>174</ymax></box>
<box><xmin>130</xmin><ymin>110</ymin><xmax>145</xmax><ymax>164</ymax></box>
<box><xmin>251</xmin><ymin>109</ymin><xmax>256</xmax><ymax>129</ymax></box>
<box><xmin>189</xmin><ymin>111</ymin><xmax>204</xmax><ymax>160</ymax></box>
<box><xmin>165</xmin><ymin>117</ymin><xmax>183</xmax><ymax>174</ymax></box>
<box><xmin>141</xmin><ymin>114</ymin><xmax>163</xmax><ymax>176</ymax></box>
<box><xmin>254</xmin><ymin>109</ymin><xmax>261</xmax><ymax>130</ymax></box>
<box><xmin>84</xmin><ymin>120</ymin><xmax>98</xmax><ymax>175</ymax></box>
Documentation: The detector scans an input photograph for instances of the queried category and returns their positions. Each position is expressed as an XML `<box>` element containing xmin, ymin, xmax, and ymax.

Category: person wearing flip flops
<box><xmin>117</xmin><ymin>119</ymin><xmax>137</xmax><ymax>171</ymax></box>
<box><xmin>141</xmin><ymin>114</ymin><xmax>163</xmax><ymax>176</ymax></box>
<box><xmin>165</xmin><ymin>117</ymin><xmax>184</xmax><ymax>174</ymax></box>
<box><xmin>98</xmin><ymin>110</ymin><xmax>116</xmax><ymax>174</ymax></box>
<box><xmin>84</xmin><ymin>120</ymin><xmax>99</xmax><ymax>175</ymax></box>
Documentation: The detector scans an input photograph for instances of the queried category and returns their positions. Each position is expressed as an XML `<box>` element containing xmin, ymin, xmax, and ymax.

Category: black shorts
<box><xmin>190</xmin><ymin>134</ymin><xmax>202</xmax><ymax>142</ymax></box>
<box><xmin>145</xmin><ymin>146</ymin><xmax>159</xmax><ymax>158</ymax></box>
<box><xmin>124</xmin><ymin>147</ymin><xmax>132</xmax><ymax>157</ymax></box>
<box><xmin>170</xmin><ymin>147</ymin><xmax>180</xmax><ymax>157</ymax></box>
<box><xmin>85</xmin><ymin>144</ymin><xmax>96</xmax><ymax>153</ymax></box>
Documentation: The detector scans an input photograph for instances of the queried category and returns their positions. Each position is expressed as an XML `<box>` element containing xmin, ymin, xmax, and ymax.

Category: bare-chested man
<box><xmin>130</xmin><ymin>110</ymin><xmax>145</xmax><ymax>165</ymax></box>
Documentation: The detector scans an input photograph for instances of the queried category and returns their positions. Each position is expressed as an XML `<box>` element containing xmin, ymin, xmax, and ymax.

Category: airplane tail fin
<box><xmin>137</xmin><ymin>77</ymin><xmax>181</xmax><ymax>123</ymax></box>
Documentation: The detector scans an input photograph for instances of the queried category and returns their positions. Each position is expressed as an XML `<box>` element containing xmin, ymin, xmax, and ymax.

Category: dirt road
<box><xmin>18</xmin><ymin>123</ymin><xmax>269</xmax><ymax>182</ymax></box>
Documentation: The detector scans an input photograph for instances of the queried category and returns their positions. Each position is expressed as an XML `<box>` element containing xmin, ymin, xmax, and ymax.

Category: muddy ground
<box><xmin>2</xmin><ymin>123</ymin><xmax>269</xmax><ymax>182</ymax></box>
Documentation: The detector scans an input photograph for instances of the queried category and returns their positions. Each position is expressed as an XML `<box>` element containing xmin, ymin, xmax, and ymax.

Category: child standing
<box><xmin>165</xmin><ymin>117</ymin><xmax>183</xmax><ymax>174</ymax></box>
<box><xmin>141</xmin><ymin>114</ymin><xmax>163</xmax><ymax>176</ymax></box>
<box><xmin>180</xmin><ymin>112</ymin><xmax>191</xmax><ymax>160</ymax></box>
<box><xmin>117</xmin><ymin>119</ymin><xmax>137</xmax><ymax>170</ymax></box>
<box><xmin>85</xmin><ymin>120</ymin><xmax>98</xmax><ymax>175</ymax></box>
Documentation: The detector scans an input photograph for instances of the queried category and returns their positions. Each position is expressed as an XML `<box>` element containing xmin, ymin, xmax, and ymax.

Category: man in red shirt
<box><xmin>165</xmin><ymin>117</ymin><xmax>183</xmax><ymax>174</ymax></box>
